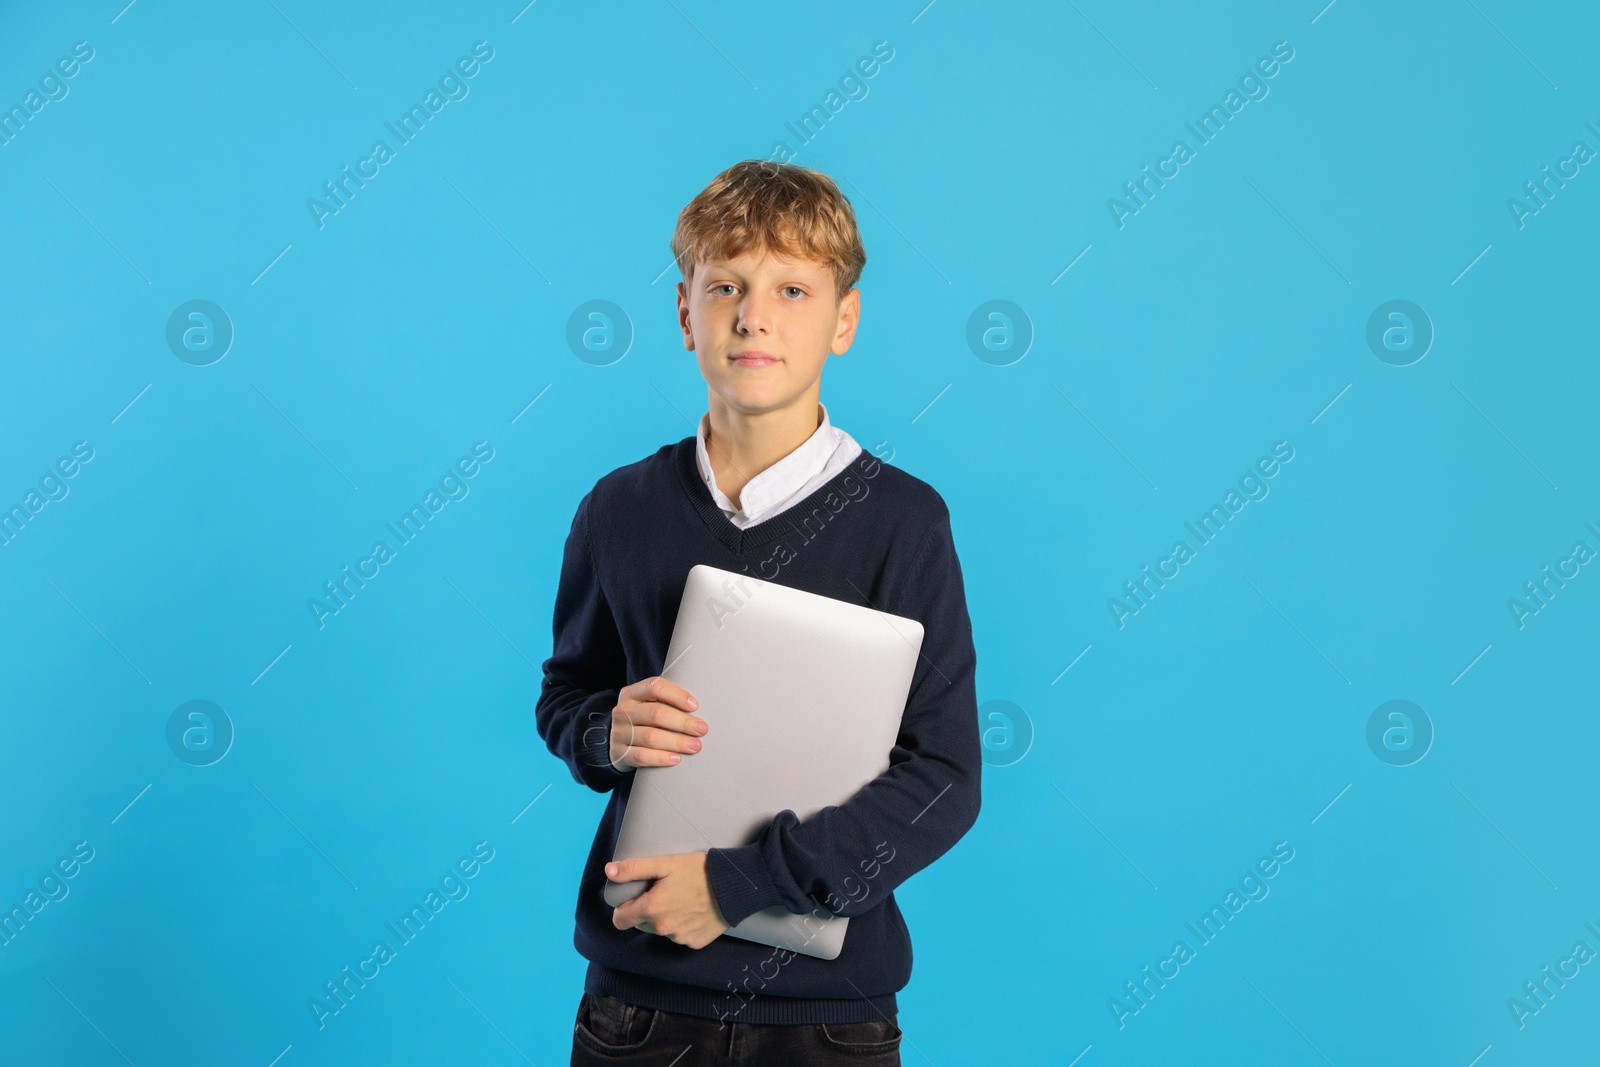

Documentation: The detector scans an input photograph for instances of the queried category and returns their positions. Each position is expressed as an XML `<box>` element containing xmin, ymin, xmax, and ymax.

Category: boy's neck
<box><xmin>704</xmin><ymin>394</ymin><xmax>823</xmax><ymax>508</ymax></box>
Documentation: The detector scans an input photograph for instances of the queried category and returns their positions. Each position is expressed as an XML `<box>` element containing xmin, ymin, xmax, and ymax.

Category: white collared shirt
<box><xmin>695</xmin><ymin>402</ymin><xmax>864</xmax><ymax>529</ymax></box>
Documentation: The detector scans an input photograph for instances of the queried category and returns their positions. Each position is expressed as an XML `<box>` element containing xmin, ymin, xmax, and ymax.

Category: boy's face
<box><xmin>676</xmin><ymin>245</ymin><xmax>860</xmax><ymax>420</ymax></box>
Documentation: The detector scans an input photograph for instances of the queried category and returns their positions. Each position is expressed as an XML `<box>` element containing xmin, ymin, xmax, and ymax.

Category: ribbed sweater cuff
<box><xmin>705</xmin><ymin>843</ymin><xmax>785</xmax><ymax>927</ymax></box>
<box><xmin>576</xmin><ymin>689</ymin><xmax>631</xmax><ymax>792</ymax></box>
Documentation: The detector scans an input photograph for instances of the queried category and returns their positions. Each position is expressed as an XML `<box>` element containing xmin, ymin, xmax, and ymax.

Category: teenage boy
<box><xmin>537</xmin><ymin>160</ymin><xmax>981</xmax><ymax>1066</ymax></box>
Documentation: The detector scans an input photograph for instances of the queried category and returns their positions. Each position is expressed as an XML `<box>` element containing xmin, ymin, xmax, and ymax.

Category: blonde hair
<box><xmin>671</xmin><ymin>160</ymin><xmax>867</xmax><ymax>301</ymax></box>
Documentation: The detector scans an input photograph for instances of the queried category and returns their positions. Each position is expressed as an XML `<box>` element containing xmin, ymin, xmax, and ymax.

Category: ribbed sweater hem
<box><xmin>584</xmin><ymin>962</ymin><xmax>900</xmax><ymax>1025</ymax></box>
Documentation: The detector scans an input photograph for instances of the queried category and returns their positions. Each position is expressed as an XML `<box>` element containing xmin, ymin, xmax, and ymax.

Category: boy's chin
<box><xmin>711</xmin><ymin>388</ymin><xmax>809</xmax><ymax>415</ymax></box>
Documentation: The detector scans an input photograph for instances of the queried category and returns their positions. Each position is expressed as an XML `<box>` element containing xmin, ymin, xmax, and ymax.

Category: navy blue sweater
<box><xmin>535</xmin><ymin>436</ymin><xmax>982</xmax><ymax>1024</ymax></box>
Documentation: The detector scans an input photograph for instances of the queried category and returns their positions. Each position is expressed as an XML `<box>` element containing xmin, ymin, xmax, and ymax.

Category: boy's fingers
<box><xmin>607</xmin><ymin>857</ymin><xmax>664</xmax><ymax>882</ymax></box>
<box><xmin>611</xmin><ymin>894</ymin><xmax>645</xmax><ymax>927</ymax></box>
<box><xmin>631</xmin><ymin>724</ymin><xmax>702</xmax><ymax>753</ymax></box>
<box><xmin>620</xmin><ymin>676</ymin><xmax>668</xmax><ymax>706</ymax></box>
<box><xmin>622</xmin><ymin>702</ymin><xmax>708</xmax><ymax>738</ymax></box>
<box><xmin>618</xmin><ymin>745</ymin><xmax>682</xmax><ymax>768</ymax></box>
<box><xmin>648</xmin><ymin>702</ymin><xmax>709</xmax><ymax>736</ymax></box>
<box><xmin>610</xmin><ymin>715</ymin><xmax>663</xmax><ymax>751</ymax></box>
<box><xmin>644</xmin><ymin>675</ymin><xmax>699</xmax><ymax>713</ymax></box>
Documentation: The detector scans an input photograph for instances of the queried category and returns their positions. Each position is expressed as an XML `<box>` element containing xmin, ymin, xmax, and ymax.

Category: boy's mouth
<box><xmin>730</xmin><ymin>351</ymin><xmax>778</xmax><ymax>367</ymax></box>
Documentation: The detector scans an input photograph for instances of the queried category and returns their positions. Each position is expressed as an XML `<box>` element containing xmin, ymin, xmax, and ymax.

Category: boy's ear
<box><xmin>830</xmin><ymin>287</ymin><xmax>861</xmax><ymax>355</ymax></box>
<box><xmin>676</xmin><ymin>281</ymin><xmax>695</xmax><ymax>351</ymax></box>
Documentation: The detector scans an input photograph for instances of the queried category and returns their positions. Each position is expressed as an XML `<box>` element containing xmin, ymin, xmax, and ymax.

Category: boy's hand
<box><xmin>607</xmin><ymin>852</ymin><xmax>730</xmax><ymax>949</ymax></box>
<box><xmin>610</xmin><ymin>676</ymin><xmax>709</xmax><ymax>772</ymax></box>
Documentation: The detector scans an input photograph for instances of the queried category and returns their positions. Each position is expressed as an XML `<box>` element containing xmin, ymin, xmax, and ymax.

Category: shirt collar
<box><xmin>695</xmin><ymin>403</ymin><xmax>839</xmax><ymax>521</ymax></box>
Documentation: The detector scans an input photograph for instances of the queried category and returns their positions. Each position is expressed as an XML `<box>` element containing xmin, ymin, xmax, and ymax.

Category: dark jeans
<box><xmin>570</xmin><ymin>992</ymin><xmax>903</xmax><ymax>1066</ymax></box>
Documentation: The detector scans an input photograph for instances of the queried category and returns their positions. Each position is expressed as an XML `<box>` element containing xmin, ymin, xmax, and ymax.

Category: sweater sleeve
<box><xmin>704</xmin><ymin>504</ymin><xmax>983</xmax><ymax>927</ymax></box>
<box><xmin>535</xmin><ymin>490</ymin><xmax>633</xmax><ymax>793</ymax></box>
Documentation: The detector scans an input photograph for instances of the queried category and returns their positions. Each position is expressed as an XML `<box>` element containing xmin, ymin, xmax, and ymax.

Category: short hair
<box><xmin>671</xmin><ymin>160</ymin><xmax>867</xmax><ymax>301</ymax></box>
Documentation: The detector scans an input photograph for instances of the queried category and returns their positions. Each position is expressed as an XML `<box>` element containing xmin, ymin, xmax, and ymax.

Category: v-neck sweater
<box><xmin>535</xmin><ymin>435</ymin><xmax>982</xmax><ymax>1025</ymax></box>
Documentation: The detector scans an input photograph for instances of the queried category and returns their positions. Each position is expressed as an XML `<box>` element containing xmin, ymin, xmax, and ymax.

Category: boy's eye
<box><xmin>707</xmin><ymin>284</ymin><xmax>805</xmax><ymax>298</ymax></box>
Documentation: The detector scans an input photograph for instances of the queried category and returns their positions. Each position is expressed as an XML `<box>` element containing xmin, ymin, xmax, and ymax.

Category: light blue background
<box><xmin>2</xmin><ymin>1</ymin><xmax>1596</xmax><ymax>1064</ymax></box>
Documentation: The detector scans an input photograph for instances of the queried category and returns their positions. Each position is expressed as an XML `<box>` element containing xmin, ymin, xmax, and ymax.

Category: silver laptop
<box><xmin>603</xmin><ymin>564</ymin><xmax>925</xmax><ymax>960</ymax></box>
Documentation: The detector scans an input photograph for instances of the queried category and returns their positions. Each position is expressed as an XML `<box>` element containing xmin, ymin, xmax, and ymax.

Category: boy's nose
<box><xmin>737</xmin><ymin>296</ymin><xmax>772</xmax><ymax>332</ymax></box>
